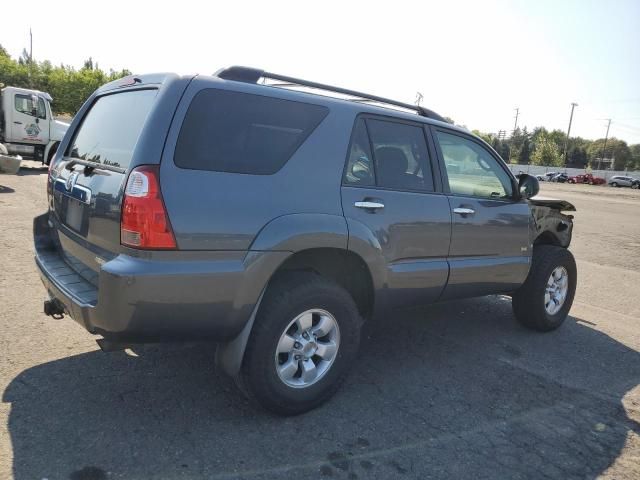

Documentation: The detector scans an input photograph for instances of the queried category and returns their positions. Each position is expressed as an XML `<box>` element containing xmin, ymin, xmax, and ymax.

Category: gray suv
<box><xmin>34</xmin><ymin>67</ymin><xmax>577</xmax><ymax>415</ymax></box>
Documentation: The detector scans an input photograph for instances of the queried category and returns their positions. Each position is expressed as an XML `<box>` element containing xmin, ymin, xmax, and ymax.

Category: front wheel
<box><xmin>512</xmin><ymin>246</ymin><xmax>577</xmax><ymax>332</ymax></box>
<box><xmin>238</xmin><ymin>272</ymin><xmax>361</xmax><ymax>415</ymax></box>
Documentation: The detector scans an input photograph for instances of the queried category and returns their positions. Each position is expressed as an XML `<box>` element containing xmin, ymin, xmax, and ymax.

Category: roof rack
<box><xmin>215</xmin><ymin>66</ymin><xmax>446</xmax><ymax>122</ymax></box>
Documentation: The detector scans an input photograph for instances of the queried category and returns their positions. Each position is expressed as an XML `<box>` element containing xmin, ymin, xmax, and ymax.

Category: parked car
<box><xmin>550</xmin><ymin>173</ymin><xmax>569</xmax><ymax>183</ymax></box>
<box><xmin>537</xmin><ymin>172</ymin><xmax>558</xmax><ymax>182</ymax></box>
<box><xmin>608</xmin><ymin>175</ymin><xmax>637</xmax><ymax>188</ymax></box>
<box><xmin>568</xmin><ymin>173</ymin><xmax>606</xmax><ymax>185</ymax></box>
<box><xmin>35</xmin><ymin>67</ymin><xmax>577</xmax><ymax>415</ymax></box>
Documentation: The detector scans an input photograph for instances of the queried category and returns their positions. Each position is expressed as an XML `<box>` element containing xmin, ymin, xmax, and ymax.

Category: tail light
<box><xmin>121</xmin><ymin>165</ymin><xmax>176</xmax><ymax>249</ymax></box>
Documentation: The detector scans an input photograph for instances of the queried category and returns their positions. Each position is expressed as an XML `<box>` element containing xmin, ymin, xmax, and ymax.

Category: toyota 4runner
<box><xmin>34</xmin><ymin>67</ymin><xmax>577</xmax><ymax>415</ymax></box>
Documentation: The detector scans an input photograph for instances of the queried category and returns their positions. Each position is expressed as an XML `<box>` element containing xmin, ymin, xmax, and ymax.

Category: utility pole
<box><xmin>563</xmin><ymin>102</ymin><xmax>578</xmax><ymax>167</ymax></box>
<box><xmin>508</xmin><ymin>107</ymin><xmax>519</xmax><ymax>163</ymax></box>
<box><xmin>28</xmin><ymin>28</ymin><xmax>33</xmax><ymax>87</ymax></box>
<box><xmin>598</xmin><ymin>119</ymin><xmax>611</xmax><ymax>170</ymax></box>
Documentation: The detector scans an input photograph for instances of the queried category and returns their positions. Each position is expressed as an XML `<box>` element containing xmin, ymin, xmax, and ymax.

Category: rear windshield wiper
<box><xmin>64</xmin><ymin>158</ymin><xmax>126</xmax><ymax>174</ymax></box>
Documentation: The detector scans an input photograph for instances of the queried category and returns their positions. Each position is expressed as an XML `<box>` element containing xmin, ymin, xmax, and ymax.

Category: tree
<box><xmin>531</xmin><ymin>134</ymin><xmax>562</xmax><ymax>166</ymax></box>
<box><xmin>630</xmin><ymin>144</ymin><xmax>640</xmax><ymax>170</ymax></box>
<box><xmin>587</xmin><ymin>138</ymin><xmax>631</xmax><ymax>170</ymax></box>
<box><xmin>0</xmin><ymin>47</ymin><xmax>130</xmax><ymax>115</ymax></box>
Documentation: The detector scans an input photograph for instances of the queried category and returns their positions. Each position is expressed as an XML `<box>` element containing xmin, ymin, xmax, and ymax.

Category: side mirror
<box><xmin>518</xmin><ymin>173</ymin><xmax>540</xmax><ymax>199</ymax></box>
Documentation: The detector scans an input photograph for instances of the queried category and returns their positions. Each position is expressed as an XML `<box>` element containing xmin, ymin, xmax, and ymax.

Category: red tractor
<box><xmin>567</xmin><ymin>173</ymin><xmax>606</xmax><ymax>185</ymax></box>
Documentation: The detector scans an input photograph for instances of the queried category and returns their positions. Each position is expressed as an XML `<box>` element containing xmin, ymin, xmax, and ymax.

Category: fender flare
<box><xmin>216</xmin><ymin>213</ymin><xmax>374</xmax><ymax>377</ymax></box>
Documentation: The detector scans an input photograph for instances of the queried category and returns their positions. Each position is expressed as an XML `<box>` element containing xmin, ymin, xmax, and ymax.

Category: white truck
<box><xmin>0</xmin><ymin>86</ymin><xmax>69</xmax><ymax>164</ymax></box>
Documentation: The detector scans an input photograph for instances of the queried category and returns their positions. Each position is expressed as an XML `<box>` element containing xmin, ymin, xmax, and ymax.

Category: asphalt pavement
<box><xmin>0</xmin><ymin>164</ymin><xmax>638</xmax><ymax>479</ymax></box>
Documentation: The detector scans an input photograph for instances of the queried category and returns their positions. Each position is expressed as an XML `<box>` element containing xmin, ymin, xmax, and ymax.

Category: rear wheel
<box><xmin>611</xmin><ymin>182</ymin><xmax>618</xmax><ymax>187</ymax></box>
<box><xmin>512</xmin><ymin>246</ymin><xmax>576</xmax><ymax>332</ymax></box>
<box><xmin>238</xmin><ymin>272</ymin><xmax>361</xmax><ymax>415</ymax></box>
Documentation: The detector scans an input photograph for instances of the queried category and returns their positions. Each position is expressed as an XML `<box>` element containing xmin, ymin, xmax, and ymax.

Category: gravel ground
<box><xmin>0</xmin><ymin>162</ymin><xmax>639</xmax><ymax>480</ymax></box>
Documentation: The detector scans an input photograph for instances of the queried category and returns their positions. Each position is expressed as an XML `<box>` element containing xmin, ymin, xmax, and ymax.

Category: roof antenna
<box><xmin>415</xmin><ymin>91</ymin><xmax>423</xmax><ymax>106</ymax></box>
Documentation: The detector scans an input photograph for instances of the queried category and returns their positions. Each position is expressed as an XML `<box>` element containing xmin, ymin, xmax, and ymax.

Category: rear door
<box><xmin>431</xmin><ymin>128</ymin><xmax>531</xmax><ymax>299</ymax></box>
<box><xmin>49</xmin><ymin>88</ymin><xmax>160</xmax><ymax>284</ymax></box>
<box><xmin>341</xmin><ymin>116</ymin><xmax>451</xmax><ymax>308</ymax></box>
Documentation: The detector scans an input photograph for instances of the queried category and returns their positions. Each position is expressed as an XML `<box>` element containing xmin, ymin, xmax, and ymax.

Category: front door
<box><xmin>10</xmin><ymin>92</ymin><xmax>48</xmax><ymax>145</ymax></box>
<box><xmin>341</xmin><ymin>116</ymin><xmax>451</xmax><ymax>309</ymax></box>
<box><xmin>432</xmin><ymin>128</ymin><xmax>531</xmax><ymax>300</ymax></box>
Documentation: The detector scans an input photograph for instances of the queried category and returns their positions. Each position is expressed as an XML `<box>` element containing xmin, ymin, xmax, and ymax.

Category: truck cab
<box><xmin>0</xmin><ymin>86</ymin><xmax>69</xmax><ymax>164</ymax></box>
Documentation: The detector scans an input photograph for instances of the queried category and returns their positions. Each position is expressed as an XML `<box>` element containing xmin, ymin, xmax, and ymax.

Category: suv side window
<box><xmin>435</xmin><ymin>130</ymin><xmax>513</xmax><ymax>199</ymax></box>
<box><xmin>343</xmin><ymin>119</ymin><xmax>375</xmax><ymax>186</ymax></box>
<box><xmin>175</xmin><ymin>89</ymin><xmax>329</xmax><ymax>175</ymax></box>
<box><xmin>367</xmin><ymin>119</ymin><xmax>434</xmax><ymax>192</ymax></box>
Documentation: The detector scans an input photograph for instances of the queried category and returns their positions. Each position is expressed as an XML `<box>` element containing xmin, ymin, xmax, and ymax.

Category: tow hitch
<box><xmin>44</xmin><ymin>298</ymin><xmax>65</xmax><ymax>319</ymax></box>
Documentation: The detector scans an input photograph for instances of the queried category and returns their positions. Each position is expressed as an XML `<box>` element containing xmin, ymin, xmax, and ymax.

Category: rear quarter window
<box><xmin>174</xmin><ymin>89</ymin><xmax>328</xmax><ymax>175</ymax></box>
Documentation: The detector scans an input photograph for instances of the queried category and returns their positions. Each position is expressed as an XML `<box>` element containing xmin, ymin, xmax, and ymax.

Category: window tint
<box><xmin>175</xmin><ymin>89</ymin><xmax>329</xmax><ymax>175</ymax></box>
<box><xmin>343</xmin><ymin>119</ymin><xmax>374</xmax><ymax>186</ymax></box>
<box><xmin>68</xmin><ymin>89</ymin><xmax>157</xmax><ymax>169</ymax></box>
<box><xmin>367</xmin><ymin>119</ymin><xmax>433</xmax><ymax>191</ymax></box>
<box><xmin>436</xmin><ymin>131</ymin><xmax>513</xmax><ymax>199</ymax></box>
<box><xmin>14</xmin><ymin>94</ymin><xmax>46</xmax><ymax>119</ymax></box>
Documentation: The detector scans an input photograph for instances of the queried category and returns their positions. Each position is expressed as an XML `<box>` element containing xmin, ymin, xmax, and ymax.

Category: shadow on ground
<box><xmin>0</xmin><ymin>184</ymin><xmax>15</xmax><ymax>194</ymax></box>
<box><xmin>18</xmin><ymin>165</ymin><xmax>48</xmax><ymax>176</ymax></box>
<box><xmin>4</xmin><ymin>296</ymin><xmax>639</xmax><ymax>479</ymax></box>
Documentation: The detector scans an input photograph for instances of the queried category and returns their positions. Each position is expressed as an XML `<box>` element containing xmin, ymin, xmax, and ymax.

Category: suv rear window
<box><xmin>67</xmin><ymin>89</ymin><xmax>157</xmax><ymax>170</ymax></box>
<box><xmin>174</xmin><ymin>89</ymin><xmax>328</xmax><ymax>175</ymax></box>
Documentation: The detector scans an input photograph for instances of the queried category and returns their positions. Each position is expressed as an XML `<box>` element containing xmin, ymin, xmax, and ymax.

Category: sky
<box><xmin>3</xmin><ymin>0</ymin><xmax>640</xmax><ymax>144</ymax></box>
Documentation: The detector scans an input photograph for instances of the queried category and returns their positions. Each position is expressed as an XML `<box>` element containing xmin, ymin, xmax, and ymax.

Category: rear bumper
<box><xmin>34</xmin><ymin>213</ymin><xmax>289</xmax><ymax>342</ymax></box>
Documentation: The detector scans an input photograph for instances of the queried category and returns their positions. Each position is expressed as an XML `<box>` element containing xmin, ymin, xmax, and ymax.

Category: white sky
<box><xmin>3</xmin><ymin>0</ymin><xmax>639</xmax><ymax>143</ymax></box>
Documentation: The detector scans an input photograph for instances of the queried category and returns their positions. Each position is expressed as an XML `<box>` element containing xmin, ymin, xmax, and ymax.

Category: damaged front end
<box><xmin>528</xmin><ymin>197</ymin><xmax>576</xmax><ymax>248</ymax></box>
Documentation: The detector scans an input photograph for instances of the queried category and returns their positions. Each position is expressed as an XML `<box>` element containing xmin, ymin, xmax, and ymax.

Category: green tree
<box><xmin>587</xmin><ymin>138</ymin><xmax>631</xmax><ymax>170</ymax></box>
<box><xmin>630</xmin><ymin>144</ymin><xmax>640</xmax><ymax>170</ymax></box>
<box><xmin>0</xmin><ymin>43</ymin><xmax>130</xmax><ymax>115</ymax></box>
<box><xmin>531</xmin><ymin>134</ymin><xmax>562</xmax><ymax>166</ymax></box>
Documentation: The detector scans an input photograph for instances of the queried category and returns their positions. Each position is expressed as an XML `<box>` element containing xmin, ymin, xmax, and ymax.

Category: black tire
<box><xmin>46</xmin><ymin>143</ymin><xmax>59</xmax><ymax>166</ymax></box>
<box><xmin>238</xmin><ymin>272</ymin><xmax>361</xmax><ymax>415</ymax></box>
<box><xmin>512</xmin><ymin>245</ymin><xmax>577</xmax><ymax>332</ymax></box>
<box><xmin>611</xmin><ymin>182</ymin><xmax>618</xmax><ymax>187</ymax></box>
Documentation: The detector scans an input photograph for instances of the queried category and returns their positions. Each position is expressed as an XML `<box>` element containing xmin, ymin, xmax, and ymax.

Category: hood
<box><xmin>528</xmin><ymin>196</ymin><xmax>576</xmax><ymax>212</ymax></box>
<box><xmin>51</xmin><ymin>119</ymin><xmax>70</xmax><ymax>141</ymax></box>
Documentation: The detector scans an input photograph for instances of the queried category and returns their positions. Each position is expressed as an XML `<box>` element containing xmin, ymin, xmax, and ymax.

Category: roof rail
<box><xmin>215</xmin><ymin>66</ymin><xmax>446</xmax><ymax>122</ymax></box>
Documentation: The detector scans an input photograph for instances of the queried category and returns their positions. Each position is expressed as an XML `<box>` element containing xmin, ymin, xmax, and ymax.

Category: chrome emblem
<box><xmin>65</xmin><ymin>172</ymin><xmax>79</xmax><ymax>192</ymax></box>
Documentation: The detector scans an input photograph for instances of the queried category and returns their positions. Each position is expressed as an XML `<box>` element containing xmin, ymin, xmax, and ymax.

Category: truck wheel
<box><xmin>0</xmin><ymin>143</ymin><xmax>7</xmax><ymax>155</ymax></box>
<box><xmin>512</xmin><ymin>246</ymin><xmax>576</xmax><ymax>332</ymax></box>
<box><xmin>46</xmin><ymin>143</ymin><xmax>59</xmax><ymax>165</ymax></box>
<box><xmin>238</xmin><ymin>272</ymin><xmax>361</xmax><ymax>415</ymax></box>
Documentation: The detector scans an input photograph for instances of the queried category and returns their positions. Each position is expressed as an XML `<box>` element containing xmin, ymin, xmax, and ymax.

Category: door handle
<box><xmin>14</xmin><ymin>121</ymin><xmax>22</xmax><ymax>125</ymax></box>
<box><xmin>453</xmin><ymin>207</ymin><xmax>475</xmax><ymax>215</ymax></box>
<box><xmin>355</xmin><ymin>201</ymin><xmax>384</xmax><ymax>210</ymax></box>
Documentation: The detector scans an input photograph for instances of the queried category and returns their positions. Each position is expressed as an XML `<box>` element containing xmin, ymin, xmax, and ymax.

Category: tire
<box><xmin>0</xmin><ymin>143</ymin><xmax>7</xmax><ymax>155</ymax></box>
<box><xmin>611</xmin><ymin>182</ymin><xmax>618</xmax><ymax>187</ymax></box>
<box><xmin>238</xmin><ymin>272</ymin><xmax>361</xmax><ymax>415</ymax></box>
<box><xmin>512</xmin><ymin>246</ymin><xmax>577</xmax><ymax>332</ymax></box>
<box><xmin>46</xmin><ymin>143</ymin><xmax>59</xmax><ymax>166</ymax></box>
<box><xmin>632</xmin><ymin>183</ymin><xmax>639</xmax><ymax>189</ymax></box>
